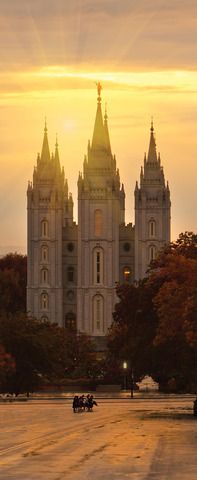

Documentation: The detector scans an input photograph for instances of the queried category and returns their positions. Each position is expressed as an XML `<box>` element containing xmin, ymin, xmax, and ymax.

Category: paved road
<box><xmin>0</xmin><ymin>398</ymin><xmax>196</xmax><ymax>479</ymax></box>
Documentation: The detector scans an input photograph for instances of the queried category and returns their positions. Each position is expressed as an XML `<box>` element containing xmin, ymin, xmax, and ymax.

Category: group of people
<box><xmin>72</xmin><ymin>394</ymin><xmax>98</xmax><ymax>413</ymax></box>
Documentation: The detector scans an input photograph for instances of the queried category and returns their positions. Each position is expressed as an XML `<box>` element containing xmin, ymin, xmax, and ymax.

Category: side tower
<box><xmin>27</xmin><ymin>124</ymin><xmax>67</xmax><ymax>325</ymax></box>
<box><xmin>135</xmin><ymin>122</ymin><xmax>171</xmax><ymax>280</ymax></box>
<box><xmin>77</xmin><ymin>85</ymin><xmax>124</xmax><ymax>341</ymax></box>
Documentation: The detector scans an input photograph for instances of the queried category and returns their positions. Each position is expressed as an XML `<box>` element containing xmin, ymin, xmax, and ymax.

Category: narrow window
<box><xmin>93</xmin><ymin>248</ymin><xmax>103</xmax><ymax>284</ymax></box>
<box><xmin>96</xmin><ymin>252</ymin><xmax>100</xmax><ymax>283</ymax></box>
<box><xmin>65</xmin><ymin>312</ymin><xmax>76</xmax><ymax>330</ymax></box>
<box><xmin>149</xmin><ymin>220</ymin><xmax>156</xmax><ymax>238</ymax></box>
<box><xmin>93</xmin><ymin>295</ymin><xmax>104</xmax><ymax>333</ymax></box>
<box><xmin>41</xmin><ymin>293</ymin><xmax>49</xmax><ymax>310</ymax></box>
<box><xmin>149</xmin><ymin>245</ymin><xmax>156</xmax><ymax>262</ymax></box>
<box><xmin>41</xmin><ymin>220</ymin><xmax>48</xmax><ymax>237</ymax></box>
<box><xmin>41</xmin><ymin>245</ymin><xmax>48</xmax><ymax>262</ymax></box>
<box><xmin>41</xmin><ymin>268</ymin><xmax>48</xmax><ymax>284</ymax></box>
<box><xmin>96</xmin><ymin>298</ymin><xmax>101</xmax><ymax>330</ymax></box>
<box><xmin>67</xmin><ymin>266</ymin><xmax>74</xmax><ymax>283</ymax></box>
<box><xmin>94</xmin><ymin>209</ymin><xmax>103</xmax><ymax>237</ymax></box>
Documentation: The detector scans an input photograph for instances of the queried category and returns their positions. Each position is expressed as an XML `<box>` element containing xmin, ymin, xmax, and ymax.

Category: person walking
<box><xmin>72</xmin><ymin>395</ymin><xmax>79</xmax><ymax>413</ymax></box>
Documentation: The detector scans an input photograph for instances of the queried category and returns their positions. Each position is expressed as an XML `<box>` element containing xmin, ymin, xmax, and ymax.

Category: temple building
<box><xmin>27</xmin><ymin>85</ymin><xmax>171</xmax><ymax>342</ymax></box>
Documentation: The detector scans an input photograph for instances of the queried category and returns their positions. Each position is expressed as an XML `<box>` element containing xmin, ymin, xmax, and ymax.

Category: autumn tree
<box><xmin>147</xmin><ymin>240</ymin><xmax>197</xmax><ymax>347</ymax></box>
<box><xmin>144</xmin><ymin>232</ymin><xmax>197</xmax><ymax>390</ymax></box>
<box><xmin>165</xmin><ymin>231</ymin><xmax>197</xmax><ymax>259</ymax></box>
<box><xmin>107</xmin><ymin>232</ymin><xmax>197</xmax><ymax>392</ymax></box>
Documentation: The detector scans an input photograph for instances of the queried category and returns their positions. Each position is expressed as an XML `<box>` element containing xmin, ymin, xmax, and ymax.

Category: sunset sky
<box><xmin>0</xmin><ymin>0</ymin><xmax>197</xmax><ymax>253</ymax></box>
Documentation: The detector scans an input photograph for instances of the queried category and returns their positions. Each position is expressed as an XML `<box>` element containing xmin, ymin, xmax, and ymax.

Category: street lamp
<box><xmin>131</xmin><ymin>368</ymin><xmax>134</xmax><ymax>398</ymax></box>
<box><xmin>123</xmin><ymin>361</ymin><xmax>127</xmax><ymax>390</ymax></box>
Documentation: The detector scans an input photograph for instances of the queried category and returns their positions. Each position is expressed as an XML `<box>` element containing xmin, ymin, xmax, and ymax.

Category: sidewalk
<box><xmin>1</xmin><ymin>391</ymin><xmax>195</xmax><ymax>402</ymax></box>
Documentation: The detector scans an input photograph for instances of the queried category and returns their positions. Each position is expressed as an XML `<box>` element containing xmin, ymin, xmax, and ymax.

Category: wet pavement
<box><xmin>0</xmin><ymin>397</ymin><xmax>196</xmax><ymax>479</ymax></box>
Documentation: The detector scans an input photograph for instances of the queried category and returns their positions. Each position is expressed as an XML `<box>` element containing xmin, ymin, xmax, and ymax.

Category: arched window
<box><xmin>149</xmin><ymin>245</ymin><xmax>157</xmax><ymax>262</ymax></box>
<box><xmin>41</xmin><ymin>268</ymin><xmax>49</xmax><ymax>284</ymax></box>
<box><xmin>41</xmin><ymin>292</ymin><xmax>49</xmax><ymax>310</ymax></box>
<box><xmin>41</xmin><ymin>219</ymin><xmax>48</xmax><ymax>237</ymax></box>
<box><xmin>65</xmin><ymin>312</ymin><xmax>76</xmax><ymax>330</ymax></box>
<box><xmin>94</xmin><ymin>209</ymin><xmax>103</xmax><ymax>237</ymax></box>
<box><xmin>41</xmin><ymin>245</ymin><xmax>49</xmax><ymax>262</ymax></box>
<box><xmin>149</xmin><ymin>220</ymin><xmax>156</xmax><ymax>238</ymax></box>
<box><xmin>92</xmin><ymin>295</ymin><xmax>104</xmax><ymax>333</ymax></box>
<box><xmin>67</xmin><ymin>266</ymin><xmax>74</xmax><ymax>283</ymax></box>
<box><xmin>123</xmin><ymin>266</ymin><xmax>131</xmax><ymax>283</ymax></box>
<box><xmin>41</xmin><ymin>316</ymin><xmax>48</xmax><ymax>323</ymax></box>
<box><xmin>93</xmin><ymin>248</ymin><xmax>104</xmax><ymax>284</ymax></box>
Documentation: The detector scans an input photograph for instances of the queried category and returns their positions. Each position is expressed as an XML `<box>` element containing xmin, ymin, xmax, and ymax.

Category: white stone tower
<box><xmin>77</xmin><ymin>84</ymin><xmax>125</xmax><ymax>340</ymax></box>
<box><xmin>27</xmin><ymin>123</ymin><xmax>67</xmax><ymax>325</ymax></box>
<box><xmin>134</xmin><ymin>122</ymin><xmax>171</xmax><ymax>280</ymax></box>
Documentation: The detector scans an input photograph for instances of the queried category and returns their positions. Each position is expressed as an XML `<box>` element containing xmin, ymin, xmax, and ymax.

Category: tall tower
<box><xmin>27</xmin><ymin>123</ymin><xmax>67</xmax><ymax>325</ymax></box>
<box><xmin>135</xmin><ymin>122</ymin><xmax>171</xmax><ymax>280</ymax></box>
<box><xmin>77</xmin><ymin>84</ymin><xmax>124</xmax><ymax>341</ymax></box>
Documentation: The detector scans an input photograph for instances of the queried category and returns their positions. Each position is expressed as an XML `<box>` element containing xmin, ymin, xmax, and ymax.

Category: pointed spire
<box><xmin>104</xmin><ymin>103</ymin><xmax>111</xmax><ymax>153</ymax></box>
<box><xmin>140</xmin><ymin>166</ymin><xmax>143</xmax><ymax>183</ymax></box>
<box><xmin>91</xmin><ymin>83</ymin><xmax>107</xmax><ymax>151</ymax></box>
<box><xmin>41</xmin><ymin>119</ymin><xmax>50</xmax><ymax>163</ymax></box>
<box><xmin>147</xmin><ymin>118</ymin><xmax>157</xmax><ymax>164</ymax></box>
<box><xmin>64</xmin><ymin>178</ymin><xmax>68</xmax><ymax>197</ymax></box>
<box><xmin>96</xmin><ymin>82</ymin><xmax>102</xmax><ymax>104</ymax></box>
<box><xmin>54</xmin><ymin>134</ymin><xmax>60</xmax><ymax>172</ymax></box>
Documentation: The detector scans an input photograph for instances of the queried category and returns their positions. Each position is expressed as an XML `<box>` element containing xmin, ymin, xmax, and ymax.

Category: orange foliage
<box><xmin>149</xmin><ymin>255</ymin><xmax>197</xmax><ymax>346</ymax></box>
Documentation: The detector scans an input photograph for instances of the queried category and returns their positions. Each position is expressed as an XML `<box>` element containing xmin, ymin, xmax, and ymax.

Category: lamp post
<box><xmin>123</xmin><ymin>361</ymin><xmax>127</xmax><ymax>390</ymax></box>
<box><xmin>131</xmin><ymin>368</ymin><xmax>134</xmax><ymax>398</ymax></box>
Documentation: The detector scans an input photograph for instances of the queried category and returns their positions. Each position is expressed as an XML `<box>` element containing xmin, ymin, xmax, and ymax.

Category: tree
<box><xmin>148</xmin><ymin>253</ymin><xmax>197</xmax><ymax>347</ymax></box>
<box><xmin>167</xmin><ymin>231</ymin><xmax>197</xmax><ymax>259</ymax></box>
<box><xmin>0</xmin><ymin>253</ymin><xmax>27</xmax><ymax>313</ymax></box>
<box><xmin>0</xmin><ymin>345</ymin><xmax>15</xmax><ymax>390</ymax></box>
<box><xmin>0</xmin><ymin>312</ymin><xmax>97</xmax><ymax>394</ymax></box>
<box><xmin>107</xmin><ymin>282</ymin><xmax>157</xmax><ymax>382</ymax></box>
<box><xmin>145</xmin><ymin>232</ymin><xmax>197</xmax><ymax>391</ymax></box>
<box><xmin>107</xmin><ymin>232</ymin><xmax>197</xmax><ymax>392</ymax></box>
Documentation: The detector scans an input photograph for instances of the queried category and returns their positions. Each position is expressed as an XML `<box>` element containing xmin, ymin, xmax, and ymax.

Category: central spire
<box><xmin>41</xmin><ymin>119</ymin><xmax>50</xmax><ymax>163</ymax></box>
<box><xmin>97</xmin><ymin>81</ymin><xmax>102</xmax><ymax>103</ymax></box>
<box><xmin>91</xmin><ymin>82</ymin><xmax>108</xmax><ymax>151</ymax></box>
<box><xmin>147</xmin><ymin>119</ymin><xmax>157</xmax><ymax>164</ymax></box>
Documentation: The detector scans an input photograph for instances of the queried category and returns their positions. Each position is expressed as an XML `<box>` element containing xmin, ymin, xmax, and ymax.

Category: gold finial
<box><xmin>44</xmin><ymin>117</ymin><xmax>47</xmax><ymax>133</ymax></box>
<box><xmin>151</xmin><ymin>116</ymin><xmax>154</xmax><ymax>132</ymax></box>
<box><xmin>104</xmin><ymin>102</ymin><xmax>108</xmax><ymax>120</ymax></box>
<box><xmin>55</xmin><ymin>133</ymin><xmax>58</xmax><ymax>148</ymax></box>
<box><xmin>96</xmin><ymin>82</ymin><xmax>102</xmax><ymax>103</ymax></box>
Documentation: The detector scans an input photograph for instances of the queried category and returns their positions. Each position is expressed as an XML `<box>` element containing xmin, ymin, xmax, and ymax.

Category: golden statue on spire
<box><xmin>96</xmin><ymin>82</ymin><xmax>102</xmax><ymax>102</ymax></box>
<box><xmin>151</xmin><ymin>116</ymin><xmax>154</xmax><ymax>132</ymax></box>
